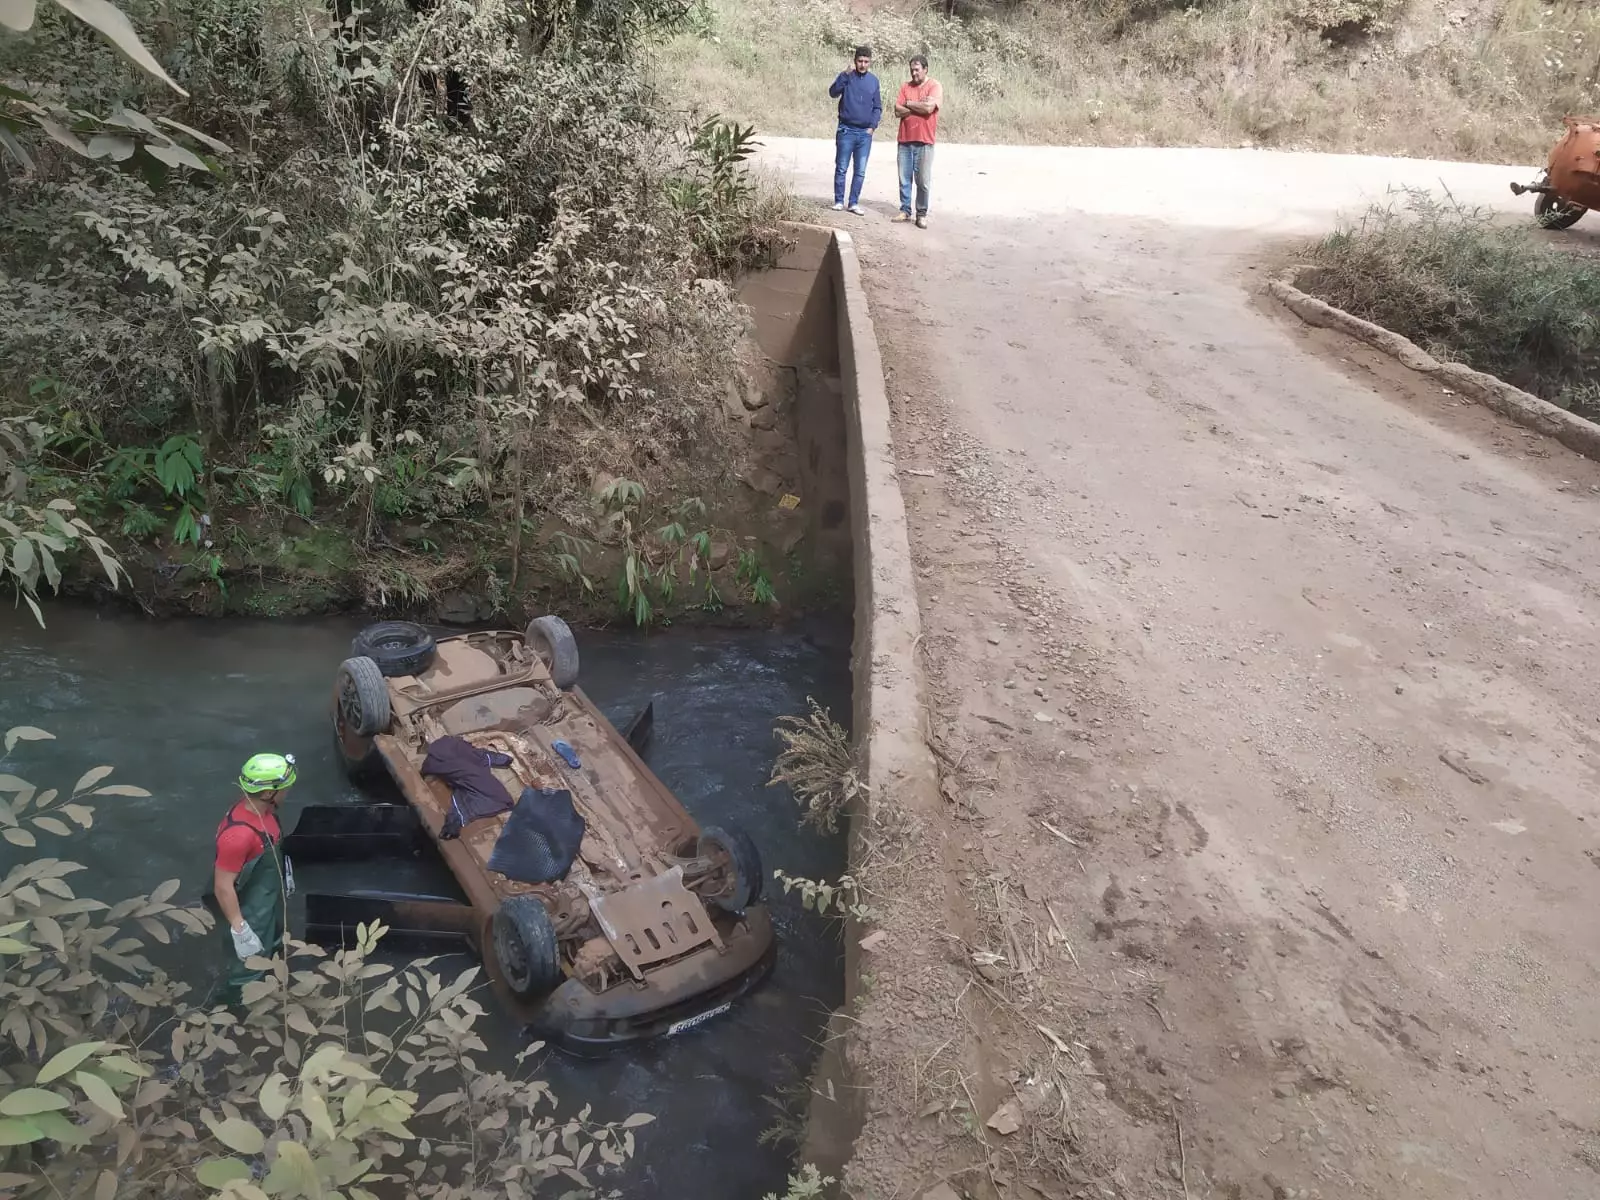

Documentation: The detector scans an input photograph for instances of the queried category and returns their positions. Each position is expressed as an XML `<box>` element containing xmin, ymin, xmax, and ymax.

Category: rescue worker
<box><xmin>211</xmin><ymin>752</ymin><xmax>296</xmax><ymax>1006</ymax></box>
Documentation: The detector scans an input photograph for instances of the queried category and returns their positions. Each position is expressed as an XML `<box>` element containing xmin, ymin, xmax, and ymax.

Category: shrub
<box><xmin>1302</xmin><ymin>189</ymin><xmax>1600</xmax><ymax>411</ymax></box>
<box><xmin>0</xmin><ymin>723</ymin><xmax>649</xmax><ymax>1197</ymax></box>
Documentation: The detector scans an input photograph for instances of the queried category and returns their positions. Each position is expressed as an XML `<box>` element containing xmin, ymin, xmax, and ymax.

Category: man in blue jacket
<box><xmin>829</xmin><ymin>46</ymin><xmax>881</xmax><ymax>215</ymax></box>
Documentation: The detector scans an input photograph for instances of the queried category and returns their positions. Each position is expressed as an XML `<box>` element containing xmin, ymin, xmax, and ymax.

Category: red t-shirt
<box><xmin>215</xmin><ymin>800</ymin><xmax>280</xmax><ymax>875</ymax></box>
<box><xmin>897</xmin><ymin>79</ymin><xmax>942</xmax><ymax>144</ymax></box>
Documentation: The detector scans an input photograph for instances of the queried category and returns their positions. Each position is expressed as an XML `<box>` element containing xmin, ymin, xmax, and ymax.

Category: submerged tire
<box><xmin>491</xmin><ymin>895</ymin><xmax>563</xmax><ymax>1000</ymax></box>
<box><xmin>1535</xmin><ymin>192</ymin><xmax>1587</xmax><ymax>231</ymax></box>
<box><xmin>351</xmin><ymin>620</ymin><xmax>436</xmax><ymax>678</ymax></box>
<box><xmin>330</xmin><ymin>718</ymin><xmax>385</xmax><ymax>787</ymax></box>
<box><xmin>698</xmin><ymin>824</ymin><xmax>764</xmax><ymax>913</ymax></box>
<box><xmin>527</xmin><ymin>615</ymin><xmax>580</xmax><ymax>689</ymax></box>
<box><xmin>336</xmin><ymin>656</ymin><xmax>392</xmax><ymax>738</ymax></box>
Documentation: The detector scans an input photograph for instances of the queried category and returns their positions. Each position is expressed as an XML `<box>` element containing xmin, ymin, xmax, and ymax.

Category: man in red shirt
<box><xmin>211</xmin><ymin>751</ymin><xmax>297</xmax><ymax>1005</ymax></box>
<box><xmin>893</xmin><ymin>54</ymin><xmax>942</xmax><ymax>229</ymax></box>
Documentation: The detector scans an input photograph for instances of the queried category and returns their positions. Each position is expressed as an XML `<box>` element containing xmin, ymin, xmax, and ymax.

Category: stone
<box><xmin>740</xmin><ymin>377</ymin><xmax>771</xmax><ymax>411</ymax></box>
<box><xmin>722</xmin><ymin>379</ymin><xmax>748</xmax><ymax>423</ymax></box>
<box><xmin>708</xmin><ymin>541</ymin><xmax>731</xmax><ymax>571</ymax></box>
<box><xmin>434</xmin><ymin>590</ymin><xmax>492</xmax><ymax>625</ymax></box>
<box><xmin>743</xmin><ymin>466</ymin><xmax>784</xmax><ymax>496</ymax></box>
<box><xmin>750</xmin><ymin>405</ymin><xmax>780</xmax><ymax>431</ymax></box>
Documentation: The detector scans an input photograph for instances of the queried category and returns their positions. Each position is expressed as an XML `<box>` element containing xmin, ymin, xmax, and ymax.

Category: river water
<box><xmin>0</xmin><ymin>608</ymin><xmax>851</xmax><ymax>1198</ymax></box>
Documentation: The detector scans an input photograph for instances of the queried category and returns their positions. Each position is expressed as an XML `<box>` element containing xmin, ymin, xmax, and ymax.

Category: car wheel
<box><xmin>351</xmin><ymin>620</ymin><xmax>437</xmax><ymax>678</ymax></box>
<box><xmin>1535</xmin><ymin>192</ymin><xmax>1587</xmax><ymax>230</ymax></box>
<box><xmin>330</xmin><ymin>718</ymin><xmax>385</xmax><ymax>787</ymax></box>
<box><xmin>336</xmin><ymin>656</ymin><xmax>392</xmax><ymax>738</ymax></box>
<box><xmin>491</xmin><ymin>895</ymin><xmax>563</xmax><ymax>1000</ymax></box>
<box><xmin>697</xmin><ymin>824</ymin><xmax>764</xmax><ymax>912</ymax></box>
<box><xmin>527</xmin><ymin>615</ymin><xmax>580</xmax><ymax>689</ymax></box>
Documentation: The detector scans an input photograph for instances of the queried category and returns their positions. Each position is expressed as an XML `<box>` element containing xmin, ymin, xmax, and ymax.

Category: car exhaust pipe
<box><xmin>1511</xmin><ymin>180</ymin><xmax>1553</xmax><ymax>196</ymax></box>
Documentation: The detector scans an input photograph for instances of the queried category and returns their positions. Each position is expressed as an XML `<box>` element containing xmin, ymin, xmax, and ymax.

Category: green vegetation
<box><xmin>0</xmin><ymin>725</ymin><xmax>650</xmax><ymax>1197</ymax></box>
<box><xmin>656</xmin><ymin>0</ymin><xmax>1600</xmax><ymax>159</ymax></box>
<box><xmin>1302</xmin><ymin>190</ymin><xmax>1600</xmax><ymax>418</ymax></box>
<box><xmin>3</xmin><ymin>0</ymin><xmax>792</xmax><ymax>619</ymax></box>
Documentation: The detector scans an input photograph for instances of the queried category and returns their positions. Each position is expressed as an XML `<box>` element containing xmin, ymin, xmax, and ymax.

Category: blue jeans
<box><xmin>897</xmin><ymin>142</ymin><xmax>934</xmax><ymax>216</ymax></box>
<box><xmin>834</xmin><ymin>124</ymin><xmax>872</xmax><ymax>207</ymax></box>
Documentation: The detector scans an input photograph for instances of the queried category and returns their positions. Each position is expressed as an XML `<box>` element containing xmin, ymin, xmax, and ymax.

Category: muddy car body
<box><xmin>1511</xmin><ymin>116</ymin><xmax>1600</xmax><ymax>230</ymax></box>
<box><xmin>324</xmin><ymin>618</ymin><xmax>774</xmax><ymax>1052</ymax></box>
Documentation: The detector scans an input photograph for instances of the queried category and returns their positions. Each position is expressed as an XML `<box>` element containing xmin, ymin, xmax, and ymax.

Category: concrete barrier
<box><xmin>739</xmin><ymin>225</ymin><xmax>942</xmax><ymax>1187</ymax></box>
<box><xmin>1270</xmin><ymin>268</ymin><xmax>1600</xmax><ymax>463</ymax></box>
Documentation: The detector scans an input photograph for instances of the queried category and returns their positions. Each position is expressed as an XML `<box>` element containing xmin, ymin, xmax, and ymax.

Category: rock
<box><xmin>750</xmin><ymin>405</ymin><xmax>780</xmax><ymax>431</ymax></box>
<box><xmin>985</xmin><ymin>1098</ymin><xmax>1022</xmax><ymax>1136</ymax></box>
<box><xmin>740</xmin><ymin>377</ymin><xmax>770</xmax><ymax>411</ymax></box>
<box><xmin>858</xmin><ymin>930</ymin><xmax>890</xmax><ymax>952</ymax></box>
<box><xmin>780</xmin><ymin>527</ymin><xmax>806</xmax><ymax>555</ymax></box>
<box><xmin>742</xmin><ymin>466</ymin><xmax>784</xmax><ymax>496</ymax></box>
<box><xmin>920</xmin><ymin>1185</ymin><xmax>961</xmax><ymax>1200</ymax></box>
<box><xmin>434</xmin><ymin>590</ymin><xmax>492</xmax><ymax>625</ymax></box>
<box><xmin>722</xmin><ymin>380</ymin><xmax>748</xmax><ymax>423</ymax></box>
<box><xmin>707</xmin><ymin>541</ymin><xmax>731</xmax><ymax>571</ymax></box>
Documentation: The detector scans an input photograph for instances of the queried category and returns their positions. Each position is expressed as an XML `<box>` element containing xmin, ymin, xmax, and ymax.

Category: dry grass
<box><xmin>769</xmin><ymin>696</ymin><xmax>863</xmax><ymax>833</ymax></box>
<box><xmin>651</xmin><ymin>0</ymin><xmax>1600</xmax><ymax>161</ymax></box>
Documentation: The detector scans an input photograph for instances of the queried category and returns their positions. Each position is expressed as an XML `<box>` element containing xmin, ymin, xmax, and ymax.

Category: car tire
<box><xmin>527</xmin><ymin>615</ymin><xmax>580</xmax><ymax>689</ymax></box>
<box><xmin>351</xmin><ymin>620</ymin><xmax>437</xmax><ymax>678</ymax></box>
<box><xmin>330</xmin><ymin>719</ymin><xmax>385</xmax><ymax>787</ymax></box>
<box><xmin>698</xmin><ymin>824</ymin><xmax>764</xmax><ymax>912</ymax></box>
<box><xmin>336</xmin><ymin>656</ymin><xmax>392</xmax><ymax>738</ymax></box>
<box><xmin>492</xmin><ymin>895</ymin><xmax>563</xmax><ymax>1000</ymax></box>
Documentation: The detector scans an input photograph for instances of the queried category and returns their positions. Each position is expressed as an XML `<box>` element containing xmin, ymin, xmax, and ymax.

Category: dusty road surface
<box><xmin>760</xmin><ymin>139</ymin><xmax>1600</xmax><ymax>1200</ymax></box>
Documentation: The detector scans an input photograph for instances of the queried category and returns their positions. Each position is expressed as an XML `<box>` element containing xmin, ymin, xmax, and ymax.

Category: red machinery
<box><xmin>1510</xmin><ymin>116</ymin><xmax>1600</xmax><ymax>231</ymax></box>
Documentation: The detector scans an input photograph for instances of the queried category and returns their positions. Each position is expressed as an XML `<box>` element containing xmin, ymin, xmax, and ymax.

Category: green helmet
<box><xmin>239</xmin><ymin>752</ymin><xmax>297</xmax><ymax>794</ymax></box>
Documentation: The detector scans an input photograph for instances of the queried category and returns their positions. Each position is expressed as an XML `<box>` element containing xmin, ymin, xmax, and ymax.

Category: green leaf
<box><xmin>32</xmin><ymin>115</ymin><xmax>88</xmax><ymax>156</ymax></box>
<box><xmin>154</xmin><ymin>115</ymin><xmax>231</xmax><ymax>155</ymax></box>
<box><xmin>73</xmin><ymin>1070</ymin><xmax>123</xmax><ymax>1119</ymax></box>
<box><xmin>37</xmin><ymin>1041</ymin><xmax>103</xmax><ymax>1084</ymax></box>
<box><xmin>142</xmin><ymin>138</ymin><xmax>209</xmax><ymax>173</ymax></box>
<box><xmin>203</xmin><ymin>1113</ymin><xmax>265</xmax><ymax>1155</ymax></box>
<box><xmin>86</xmin><ymin>133</ymin><xmax>137</xmax><ymax>162</ymax></box>
<box><xmin>258</xmin><ymin>1073</ymin><xmax>289</xmax><ymax>1122</ymax></box>
<box><xmin>0</xmin><ymin>0</ymin><xmax>36</xmax><ymax>32</ymax></box>
<box><xmin>94</xmin><ymin>1168</ymin><xmax>116</xmax><ymax>1200</ymax></box>
<box><xmin>0</xmin><ymin>1087</ymin><xmax>69</xmax><ymax>1116</ymax></box>
<box><xmin>74</xmin><ymin>766</ymin><xmax>113</xmax><ymax>795</ymax></box>
<box><xmin>195</xmin><ymin>1158</ymin><xmax>252</xmax><ymax>1188</ymax></box>
<box><xmin>11</xmin><ymin>538</ymin><xmax>35</xmax><ymax>578</ymax></box>
<box><xmin>0</xmin><ymin>1117</ymin><xmax>43</xmax><ymax>1146</ymax></box>
<box><xmin>47</xmin><ymin>0</ymin><xmax>187</xmax><ymax>95</ymax></box>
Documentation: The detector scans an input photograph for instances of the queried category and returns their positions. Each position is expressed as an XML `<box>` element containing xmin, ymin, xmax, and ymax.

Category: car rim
<box><xmin>338</xmin><ymin>672</ymin><xmax>363</xmax><ymax>730</ymax></box>
<box><xmin>498</xmin><ymin>924</ymin><xmax>528</xmax><ymax>988</ymax></box>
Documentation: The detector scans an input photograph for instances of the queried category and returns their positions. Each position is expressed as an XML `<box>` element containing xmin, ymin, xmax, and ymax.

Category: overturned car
<box><xmin>291</xmin><ymin>617</ymin><xmax>773</xmax><ymax>1053</ymax></box>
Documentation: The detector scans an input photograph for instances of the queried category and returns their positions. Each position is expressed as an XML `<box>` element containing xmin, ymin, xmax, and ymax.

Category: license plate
<box><xmin>667</xmin><ymin>1001</ymin><xmax>731</xmax><ymax>1037</ymax></box>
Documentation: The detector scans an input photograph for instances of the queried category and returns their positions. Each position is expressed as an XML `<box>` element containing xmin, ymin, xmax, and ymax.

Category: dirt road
<box><xmin>762</xmin><ymin>139</ymin><xmax>1600</xmax><ymax>1199</ymax></box>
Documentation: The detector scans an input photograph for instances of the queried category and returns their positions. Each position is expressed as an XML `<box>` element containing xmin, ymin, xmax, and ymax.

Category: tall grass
<box><xmin>652</xmin><ymin>0</ymin><xmax>1600</xmax><ymax>160</ymax></box>
<box><xmin>1303</xmin><ymin>189</ymin><xmax>1600</xmax><ymax>414</ymax></box>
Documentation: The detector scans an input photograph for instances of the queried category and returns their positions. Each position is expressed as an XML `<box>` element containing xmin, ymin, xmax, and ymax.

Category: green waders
<box><xmin>213</xmin><ymin>819</ymin><xmax>288</xmax><ymax>1008</ymax></box>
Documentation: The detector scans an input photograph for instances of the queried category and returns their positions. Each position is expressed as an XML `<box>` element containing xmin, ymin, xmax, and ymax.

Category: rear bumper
<box><xmin>529</xmin><ymin>905</ymin><xmax>777</xmax><ymax>1057</ymax></box>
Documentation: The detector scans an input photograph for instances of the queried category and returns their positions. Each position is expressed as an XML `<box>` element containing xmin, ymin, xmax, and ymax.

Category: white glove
<box><xmin>283</xmin><ymin>856</ymin><xmax>296</xmax><ymax>898</ymax></box>
<box><xmin>231</xmin><ymin>921</ymin><xmax>264</xmax><ymax>961</ymax></box>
